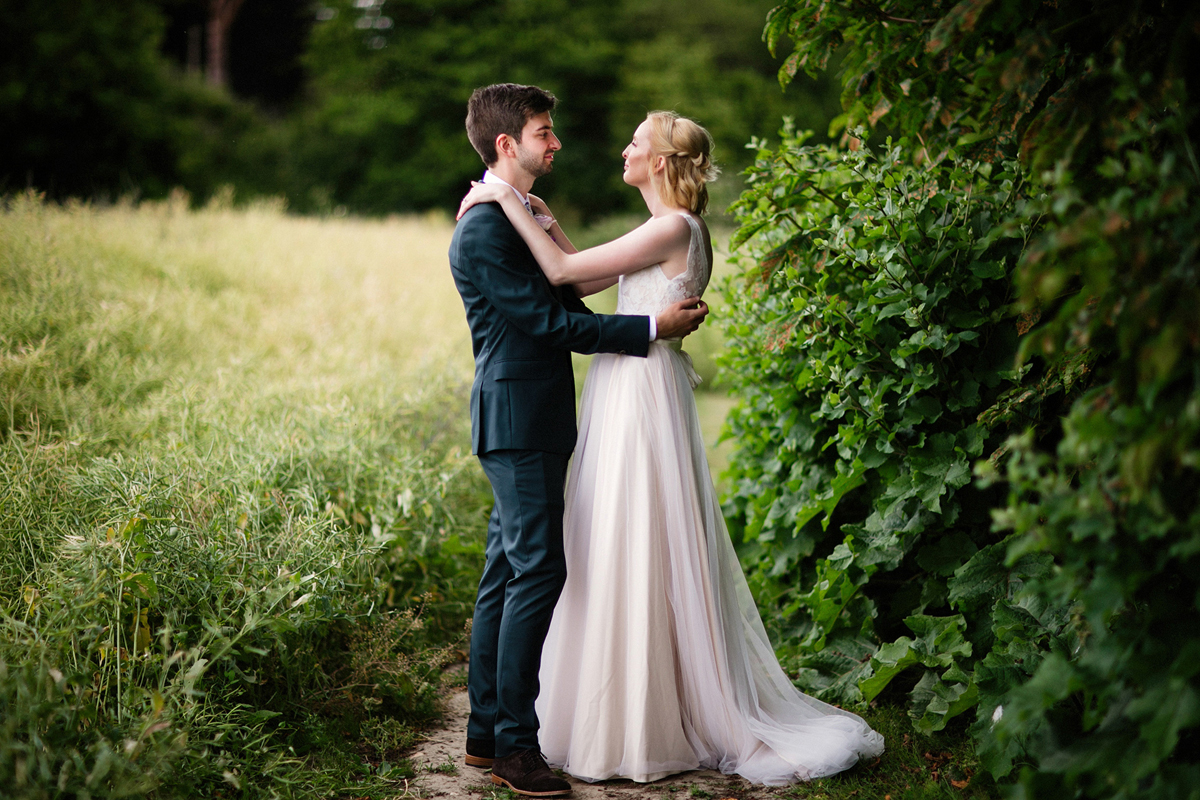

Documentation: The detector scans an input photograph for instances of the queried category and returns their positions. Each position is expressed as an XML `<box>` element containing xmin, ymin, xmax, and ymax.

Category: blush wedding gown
<box><xmin>534</xmin><ymin>213</ymin><xmax>885</xmax><ymax>785</ymax></box>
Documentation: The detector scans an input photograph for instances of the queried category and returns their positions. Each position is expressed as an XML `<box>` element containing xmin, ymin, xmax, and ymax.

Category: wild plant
<box><xmin>1</xmin><ymin>194</ymin><xmax>490</xmax><ymax>797</ymax></box>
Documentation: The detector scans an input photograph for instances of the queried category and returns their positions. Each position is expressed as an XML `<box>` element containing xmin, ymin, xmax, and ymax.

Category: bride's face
<box><xmin>621</xmin><ymin>121</ymin><xmax>655</xmax><ymax>188</ymax></box>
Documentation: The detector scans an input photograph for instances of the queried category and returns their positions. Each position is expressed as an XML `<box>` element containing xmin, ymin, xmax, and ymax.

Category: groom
<box><xmin>449</xmin><ymin>83</ymin><xmax>707</xmax><ymax>797</ymax></box>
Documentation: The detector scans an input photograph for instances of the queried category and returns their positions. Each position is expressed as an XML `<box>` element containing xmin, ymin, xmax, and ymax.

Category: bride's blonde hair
<box><xmin>645</xmin><ymin>111</ymin><xmax>719</xmax><ymax>215</ymax></box>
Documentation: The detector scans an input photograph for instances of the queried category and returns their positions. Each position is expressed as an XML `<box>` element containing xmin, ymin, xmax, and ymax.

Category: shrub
<box><xmin>973</xmin><ymin>52</ymin><xmax>1200</xmax><ymax>799</ymax></box>
<box><xmin>719</xmin><ymin>128</ymin><xmax>1078</xmax><ymax>734</ymax></box>
<box><xmin>723</xmin><ymin>1</ymin><xmax>1200</xmax><ymax>796</ymax></box>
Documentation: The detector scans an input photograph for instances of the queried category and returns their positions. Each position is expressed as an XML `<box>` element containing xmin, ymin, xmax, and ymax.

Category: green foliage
<box><xmin>606</xmin><ymin>0</ymin><xmax>841</xmax><ymax>213</ymax></box>
<box><xmin>726</xmin><ymin>0</ymin><xmax>1200</xmax><ymax>796</ymax></box>
<box><xmin>293</xmin><ymin>0</ymin><xmax>837</xmax><ymax>217</ymax></box>
<box><xmin>4</xmin><ymin>0</ymin><xmax>839</xmax><ymax>217</ymax></box>
<box><xmin>975</xmin><ymin>67</ymin><xmax>1200</xmax><ymax>797</ymax></box>
<box><xmin>0</xmin><ymin>658</ymin><xmax>175</xmax><ymax>799</ymax></box>
<box><xmin>720</xmin><ymin>129</ymin><xmax>1067</xmax><ymax>736</ymax></box>
<box><xmin>0</xmin><ymin>195</ymin><xmax>491</xmax><ymax>798</ymax></box>
<box><xmin>0</xmin><ymin>0</ymin><xmax>175</xmax><ymax>198</ymax></box>
<box><xmin>163</xmin><ymin>79</ymin><xmax>296</xmax><ymax>207</ymax></box>
<box><xmin>297</xmin><ymin>0</ymin><xmax>620</xmax><ymax>215</ymax></box>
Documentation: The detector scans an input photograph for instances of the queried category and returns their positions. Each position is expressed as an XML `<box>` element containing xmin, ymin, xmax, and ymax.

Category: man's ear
<box><xmin>495</xmin><ymin>133</ymin><xmax>517</xmax><ymax>160</ymax></box>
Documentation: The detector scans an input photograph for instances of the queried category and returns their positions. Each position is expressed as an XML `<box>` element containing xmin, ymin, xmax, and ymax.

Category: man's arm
<box><xmin>561</xmin><ymin>284</ymin><xmax>708</xmax><ymax>339</ymax></box>
<box><xmin>457</xmin><ymin>208</ymin><xmax>650</xmax><ymax>357</ymax></box>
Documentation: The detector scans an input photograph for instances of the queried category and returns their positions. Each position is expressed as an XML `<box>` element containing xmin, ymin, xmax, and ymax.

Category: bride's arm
<box><xmin>527</xmin><ymin>194</ymin><xmax>616</xmax><ymax>296</ymax></box>
<box><xmin>458</xmin><ymin>184</ymin><xmax>689</xmax><ymax>286</ymax></box>
<box><xmin>571</xmin><ymin>276</ymin><xmax>619</xmax><ymax>297</ymax></box>
<box><xmin>527</xmin><ymin>193</ymin><xmax>577</xmax><ymax>254</ymax></box>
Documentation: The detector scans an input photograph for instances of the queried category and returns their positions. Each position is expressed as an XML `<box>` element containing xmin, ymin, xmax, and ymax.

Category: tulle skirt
<box><xmin>535</xmin><ymin>341</ymin><xmax>884</xmax><ymax>785</ymax></box>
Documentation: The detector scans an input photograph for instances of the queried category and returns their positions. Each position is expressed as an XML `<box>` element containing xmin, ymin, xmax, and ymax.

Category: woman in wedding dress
<box><xmin>457</xmin><ymin>111</ymin><xmax>884</xmax><ymax>786</ymax></box>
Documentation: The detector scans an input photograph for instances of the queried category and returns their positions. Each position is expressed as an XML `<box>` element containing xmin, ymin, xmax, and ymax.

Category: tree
<box><xmin>0</xmin><ymin>0</ymin><xmax>292</xmax><ymax>203</ymax></box>
<box><xmin>205</xmin><ymin>0</ymin><xmax>247</xmax><ymax>87</ymax></box>
<box><xmin>294</xmin><ymin>0</ymin><xmax>840</xmax><ymax>217</ymax></box>
<box><xmin>608</xmin><ymin>0</ymin><xmax>841</xmax><ymax>211</ymax></box>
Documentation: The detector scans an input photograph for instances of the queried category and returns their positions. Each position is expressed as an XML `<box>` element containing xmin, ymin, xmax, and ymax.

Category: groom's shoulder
<box><xmin>457</xmin><ymin>202</ymin><xmax>508</xmax><ymax>231</ymax></box>
<box><xmin>452</xmin><ymin>203</ymin><xmax>518</xmax><ymax>252</ymax></box>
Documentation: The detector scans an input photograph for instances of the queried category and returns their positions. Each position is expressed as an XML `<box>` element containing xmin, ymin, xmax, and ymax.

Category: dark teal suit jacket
<box><xmin>449</xmin><ymin>202</ymin><xmax>649</xmax><ymax>455</ymax></box>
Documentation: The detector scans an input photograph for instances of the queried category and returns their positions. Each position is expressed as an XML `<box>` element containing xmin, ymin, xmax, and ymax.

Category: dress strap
<box><xmin>677</xmin><ymin>212</ymin><xmax>710</xmax><ymax>278</ymax></box>
<box><xmin>676</xmin><ymin>212</ymin><xmax>699</xmax><ymax>257</ymax></box>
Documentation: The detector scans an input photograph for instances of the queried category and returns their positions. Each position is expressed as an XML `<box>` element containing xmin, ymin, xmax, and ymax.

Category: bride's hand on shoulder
<box><xmin>456</xmin><ymin>182</ymin><xmax>509</xmax><ymax>220</ymax></box>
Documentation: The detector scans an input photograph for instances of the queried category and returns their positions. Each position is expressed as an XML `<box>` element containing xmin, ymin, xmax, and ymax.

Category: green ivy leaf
<box><xmin>860</xmin><ymin>615</ymin><xmax>972</xmax><ymax>701</ymax></box>
<box><xmin>909</xmin><ymin>669</ymin><xmax>980</xmax><ymax>733</ymax></box>
<box><xmin>947</xmin><ymin>541</ymin><xmax>1008</xmax><ymax>608</ymax></box>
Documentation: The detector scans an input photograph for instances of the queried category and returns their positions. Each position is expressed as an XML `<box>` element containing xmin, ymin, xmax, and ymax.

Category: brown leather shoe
<box><xmin>490</xmin><ymin>749</ymin><xmax>571</xmax><ymax>797</ymax></box>
<box><xmin>465</xmin><ymin>737</ymin><xmax>494</xmax><ymax>768</ymax></box>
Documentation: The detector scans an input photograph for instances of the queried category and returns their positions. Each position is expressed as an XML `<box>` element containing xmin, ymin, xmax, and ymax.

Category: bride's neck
<box><xmin>638</xmin><ymin>184</ymin><xmax>686</xmax><ymax>218</ymax></box>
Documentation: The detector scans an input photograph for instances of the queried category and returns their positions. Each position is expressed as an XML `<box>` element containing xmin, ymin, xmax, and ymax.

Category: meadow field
<box><xmin>0</xmin><ymin>192</ymin><xmax>491</xmax><ymax>798</ymax></box>
<box><xmin>0</xmin><ymin>192</ymin><xmax>737</xmax><ymax>798</ymax></box>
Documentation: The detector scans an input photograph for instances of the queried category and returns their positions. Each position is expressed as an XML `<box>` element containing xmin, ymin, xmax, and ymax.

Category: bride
<box><xmin>457</xmin><ymin>111</ymin><xmax>884</xmax><ymax>786</ymax></box>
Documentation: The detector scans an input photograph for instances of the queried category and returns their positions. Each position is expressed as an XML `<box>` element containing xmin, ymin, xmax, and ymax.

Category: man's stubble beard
<box><xmin>516</xmin><ymin>142</ymin><xmax>553</xmax><ymax>179</ymax></box>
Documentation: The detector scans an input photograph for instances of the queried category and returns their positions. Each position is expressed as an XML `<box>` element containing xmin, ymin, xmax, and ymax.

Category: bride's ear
<box><xmin>653</xmin><ymin>155</ymin><xmax>666</xmax><ymax>174</ymax></box>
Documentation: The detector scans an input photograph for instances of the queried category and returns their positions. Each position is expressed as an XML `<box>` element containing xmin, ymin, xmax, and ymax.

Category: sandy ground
<box><xmin>405</xmin><ymin>682</ymin><xmax>779</xmax><ymax>800</ymax></box>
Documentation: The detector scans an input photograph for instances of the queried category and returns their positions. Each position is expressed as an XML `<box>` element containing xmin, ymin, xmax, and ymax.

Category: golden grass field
<box><xmin>5</xmin><ymin>193</ymin><xmax>736</xmax><ymax>479</ymax></box>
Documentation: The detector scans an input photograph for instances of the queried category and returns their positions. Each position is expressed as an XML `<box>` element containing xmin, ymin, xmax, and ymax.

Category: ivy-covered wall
<box><xmin>719</xmin><ymin>1</ymin><xmax>1199</xmax><ymax>796</ymax></box>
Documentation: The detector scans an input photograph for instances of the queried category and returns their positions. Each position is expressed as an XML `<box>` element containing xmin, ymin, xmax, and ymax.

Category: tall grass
<box><xmin>0</xmin><ymin>192</ymin><xmax>490</xmax><ymax>798</ymax></box>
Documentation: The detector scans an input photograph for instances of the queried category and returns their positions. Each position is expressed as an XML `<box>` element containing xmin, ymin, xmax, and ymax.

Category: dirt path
<box><xmin>407</xmin><ymin>683</ymin><xmax>778</xmax><ymax>800</ymax></box>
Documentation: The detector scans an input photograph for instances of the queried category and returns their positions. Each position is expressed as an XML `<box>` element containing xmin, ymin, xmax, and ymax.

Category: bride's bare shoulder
<box><xmin>635</xmin><ymin>211</ymin><xmax>692</xmax><ymax>241</ymax></box>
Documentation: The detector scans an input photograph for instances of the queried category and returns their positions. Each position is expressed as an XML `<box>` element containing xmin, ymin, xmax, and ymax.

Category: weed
<box><xmin>360</xmin><ymin>716</ymin><xmax>421</xmax><ymax>759</ymax></box>
<box><xmin>426</xmin><ymin>758</ymin><xmax>459</xmax><ymax>775</ymax></box>
<box><xmin>471</xmin><ymin>784</ymin><xmax>520</xmax><ymax>800</ymax></box>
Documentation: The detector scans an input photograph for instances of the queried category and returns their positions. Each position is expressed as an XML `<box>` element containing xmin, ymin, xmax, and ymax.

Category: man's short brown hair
<box><xmin>466</xmin><ymin>83</ymin><xmax>557</xmax><ymax>167</ymax></box>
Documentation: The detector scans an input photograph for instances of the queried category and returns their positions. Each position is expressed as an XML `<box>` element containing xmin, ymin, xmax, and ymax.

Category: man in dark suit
<box><xmin>449</xmin><ymin>83</ymin><xmax>707</xmax><ymax>796</ymax></box>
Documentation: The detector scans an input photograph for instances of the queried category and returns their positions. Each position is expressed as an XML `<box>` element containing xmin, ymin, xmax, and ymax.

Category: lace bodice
<box><xmin>615</xmin><ymin>213</ymin><xmax>710</xmax><ymax>317</ymax></box>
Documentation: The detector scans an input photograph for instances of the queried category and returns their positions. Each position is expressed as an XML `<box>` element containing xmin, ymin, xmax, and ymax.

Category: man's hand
<box><xmin>656</xmin><ymin>298</ymin><xmax>709</xmax><ymax>339</ymax></box>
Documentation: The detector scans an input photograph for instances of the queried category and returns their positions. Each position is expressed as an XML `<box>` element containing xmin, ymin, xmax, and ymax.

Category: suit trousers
<box><xmin>468</xmin><ymin>448</ymin><xmax>570</xmax><ymax>756</ymax></box>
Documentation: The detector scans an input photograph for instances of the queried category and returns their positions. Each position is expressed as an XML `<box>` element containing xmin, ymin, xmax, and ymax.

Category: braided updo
<box><xmin>645</xmin><ymin>111</ymin><xmax>719</xmax><ymax>215</ymax></box>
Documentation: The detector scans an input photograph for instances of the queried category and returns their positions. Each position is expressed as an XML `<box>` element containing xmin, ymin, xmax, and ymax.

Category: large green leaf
<box><xmin>909</xmin><ymin>669</ymin><xmax>980</xmax><ymax>734</ymax></box>
<box><xmin>860</xmin><ymin>615</ymin><xmax>972</xmax><ymax>702</ymax></box>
